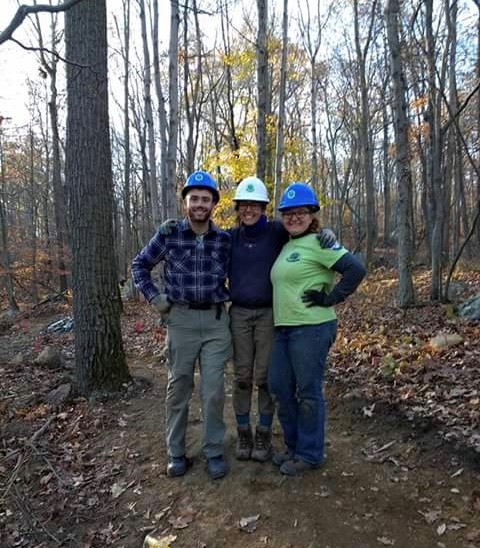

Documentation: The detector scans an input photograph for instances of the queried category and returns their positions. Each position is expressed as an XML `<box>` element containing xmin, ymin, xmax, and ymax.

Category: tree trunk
<box><xmin>353</xmin><ymin>0</ymin><xmax>377</xmax><ymax>266</ymax></box>
<box><xmin>164</xmin><ymin>0</ymin><xmax>180</xmax><ymax>219</ymax></box>
<box><xmin>256</xmin><ymin>0</ymin><xmax>268</xmax><ymax>182</ymax></box>
<box><xmin>65</xmin><ymin>0</ymin><xmax>130</xmax><ymax>394</ymax></box>
<box><xmin>139</xmin><ymin>0</ymin><xmax>159</xmax><ymax>228</ymax></box>
<box><xmin>0</xmin><ymin>124</ymin><xmax>18</xmax><ymax>312</ymax></box>
<box><xmin>120</xmin><ymin>0</ymin><xmax>133</xmax><ymax>279</ymax></box>
<box><xmin>219</xmin><ymin>0</ymin><xmax>240</xmax><ymax>153</ymax></box>
<box><xmin>425</xmin><ymin>0</ymin><xmax>445</xmax><ymax>301</ymax></box>
<box><xmin>34</xmin><ymin>8</ymin><xmax>69</xmax><ymax>293</ymax></box>
<box><xmin>273</xmin><ymin>0</ymin><xmax>288</xmax><ymax>213</ymax></box>
<box><xmin>29</xmin><ymin>128</ymin><xmax>39</xmax><ymax>305</ymax></box>
<box><xmin>385</xmin><ymin>0</ymin><xmax>415</xmax><ymax>307</ymax></box>
<box><xmin>151</xmin><ymin>0</ymin><xmax>168</xmax><ymax>218</ymax></box>
<box><xmin>297</xmin><ymin>0</ymin><xmax>321</xmax><ymax>199</ymax></box>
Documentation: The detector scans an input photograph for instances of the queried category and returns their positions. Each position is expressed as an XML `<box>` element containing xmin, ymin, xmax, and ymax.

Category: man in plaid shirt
<box><xmin>132</xmin><ymin>171</ymin><xmax>232</xmax><ymax>480</ymax></box>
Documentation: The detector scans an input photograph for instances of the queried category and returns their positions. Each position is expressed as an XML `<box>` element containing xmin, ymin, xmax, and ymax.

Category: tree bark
<box><xmin>65</xmin><ymin>0</ymin><xmax>130</xmax><ymax>394</ymax></box>
<box><xmin>33</xmin><ymin>9</ymin><xmax>69</xmax><ymax>293</ymax></box>
<box><xmin>151</xmin><ymin>0</ymin><xmax>168</xmax><ymax>219</ymax></box>
<box><xmin>425</xmin><ymin>0</ymin><xmax>445</xmax><ymax>301</ymax></box>
<box><xmin>0</xmin><ymin>123</ymin><xmax>19</xmax><ymax>312</ymax></box>
<box><xmin>164</xmin><ymin>0</ymin><xmax>180</xmax><ymax>219</ymax></box>
<box><xmin>353</xmin><ymin>0</ymin><xmax>377</xmax><ymax>266</ymax></box>
<box><xmin>273</xmin><ymin>0</ymin><xmax>288</xmax><ymax>213</ymax></box>
<box><xmin>256</xmin><ymin>0</ymin><xmax>268</xmax><ymax>182</ymax></box>
<box><xmin>139</xmin><ymin>0</ymin><xmax>159</xmax><ymax>228</ymax></box>
<box><xmin>120</xmin><ymin>0</ymin><xmax>133</xmax><ymax>278</ymax></box>
<box><xmin>385</xmin><ymin>0</ymin><xmax>415</xmax><ymax>307</ymax></box>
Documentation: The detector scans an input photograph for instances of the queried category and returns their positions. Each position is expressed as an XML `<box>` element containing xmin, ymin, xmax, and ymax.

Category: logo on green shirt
<box><xmin>286</xmin><ymin>252</ymin><xmax>300</xmax><ymax>262</ymax></box>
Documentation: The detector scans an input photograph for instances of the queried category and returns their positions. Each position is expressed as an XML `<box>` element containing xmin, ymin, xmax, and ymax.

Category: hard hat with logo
<box><xmin>234</xmin><ymin>176</ymin><xmax>269</xmax><ymax>203</ymax></box>
<box><xmin>182</xmin><ymin>170</ymin><xmax>219</xmax><ymax>203</ymax></box>
<box><xmin>278</xmin><ymin>182</ymin><xmax>320</xmax><ymax>212</ymax></box>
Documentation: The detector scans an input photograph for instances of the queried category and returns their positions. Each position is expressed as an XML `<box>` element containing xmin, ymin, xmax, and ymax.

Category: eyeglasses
<box><xmin>238</xmin><ymin>202</ymin><xmax>263</xmax><ymax>211</ymax></box>
<box><xmin>281</xmin><ymin>209</ymin><xmax>312</xmax><ymax>220</ymax></box>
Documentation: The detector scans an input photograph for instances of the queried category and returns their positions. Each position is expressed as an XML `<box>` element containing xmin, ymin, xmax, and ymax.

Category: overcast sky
<box><xmin>0</xmin><ymin>1</ymin><xmax>174</xmax><ymax>133</ymax></box>
<box><xmin>0</xmin><ymin>2</ymin><xmax>38</xmax><ymax>130</ymax></box>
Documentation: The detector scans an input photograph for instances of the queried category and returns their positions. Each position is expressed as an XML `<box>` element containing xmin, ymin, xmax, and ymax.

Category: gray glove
<box><xmin>151</xmin><ymin>293</ymin><xmax>171</xmax><ymax>313</ymax></box>
<box><xmin>158</xmin><ymin>219</ymin><xmax>177</xmax><ymax>235</ymax></box>
<box><xmin>317</xmin><ymin>227</ymin><xmax>339</xmax><ymax>249</ymax></box>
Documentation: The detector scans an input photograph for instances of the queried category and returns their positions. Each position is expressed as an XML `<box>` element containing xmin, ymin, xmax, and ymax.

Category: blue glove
<box><xmin>317</xmin><ymin>227</ymin><xmax>339</xmax><ymax>249</ymax></box>
<box><xmin>301</xmin><ymin>289</ymin><xmax>337</xmax><ymax>307</ymax></box>
<box><xmin>158</xmin><ymin>219</ymin><xmax>177</xmax><ymax>235</ymax></box>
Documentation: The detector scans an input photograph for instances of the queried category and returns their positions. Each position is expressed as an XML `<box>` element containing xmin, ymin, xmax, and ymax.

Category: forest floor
<box><xmin>1</xmin><ymin>267</ymin><xmax>480</xmax><ymax>548</ymax></box>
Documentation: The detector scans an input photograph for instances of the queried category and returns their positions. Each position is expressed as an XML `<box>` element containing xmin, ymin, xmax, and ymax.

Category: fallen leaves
<box><xmin>143</xmin><ymin>533</ymin><xmax>177</xmax><ymax>547</ymax></box>
<box><xmin>238</xmin><ymin>514</ymin><xmax>260</xmax><ymax>533</ymax></box>
<box><xmin>168</xmin><ymin>506</ymin><xmax>196</xmax><ymax>529</ymax></box>
<box><xmin>331</xmin><ymin>269</ymin><xmax>480</xmax><ymax>453</ymax></box>
<box><xmin>436</xmin><ymin>523</ymin><xmax>447</xmax><ymax>536</ymax></box>
<box><xmin>377</xmin><ymin>536</ymin><xmax>395</xmax><ymax>545</ymax></box>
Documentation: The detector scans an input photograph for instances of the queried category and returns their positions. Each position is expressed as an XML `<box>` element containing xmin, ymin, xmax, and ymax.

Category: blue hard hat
<box><xmin>182</xmin><ymin>170</ymin><xmax>219</xmax><ymax>203</ymax></box>
<box><xmin>278</xmin><ymin>182</ymin><xmax>320</xmax><ymax>212</ymax></box>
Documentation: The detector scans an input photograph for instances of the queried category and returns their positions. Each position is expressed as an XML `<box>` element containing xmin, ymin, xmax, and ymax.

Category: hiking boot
<box><xmin>166</xmin><ymin>456</ymin><xmax>187</xmax><ymax>477</ymax></box>
<box><xmin>235</xmin><ymin>425</ymin><xmax>253</xmax><ymax>460</ymax></box>
<box><xmin>279</xmin><ymin>458</ymin><xmax>321</xmax><ymax>477</ymax></box>
<box><xmin>207</xmin><ymin>455</ymin><xmax>228</xmax><ymax>479</ymax></box>
<box><xmin>251</xmin><ymin>426</ymin><xmax>273</xmax><ymax>462</ymax></box>
<box><xmin>272</xmin><ymin>449</ymin><xmax>294</xmax><ymax>467</ymax></box>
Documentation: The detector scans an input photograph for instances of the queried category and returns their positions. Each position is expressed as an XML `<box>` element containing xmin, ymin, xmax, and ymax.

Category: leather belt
<box><xmin>188</xmin><ymin>302</ymin><xmax>213</xmax><ymax>310</ymax></box>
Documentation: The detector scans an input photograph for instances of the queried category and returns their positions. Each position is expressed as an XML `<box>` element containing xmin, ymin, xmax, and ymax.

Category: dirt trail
<box><xmin>98</xmin><ymin>358</ymin><xmax>479</xmax><ymax>548</ymax></box>
<box><xmin>1</xmin><ymin>312</ymin><xmax>479</xmax><ymax>548</ymax></box>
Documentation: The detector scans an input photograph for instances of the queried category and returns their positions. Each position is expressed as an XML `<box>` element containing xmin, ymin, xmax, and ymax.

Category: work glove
<box><xmin>158</xmin><ymin>219</ymin><xmax>177</xmax><ymax>236</ymax></box>
<box><xmin>301</xmin><ymin>289</ymin><xmax>338</xmax><ymax>308</ymax></box>
<box><xmin>151</xmin><ymin>293</ymin><xmax>171</xmax><ymax>313</ymax></box>
<box><xmin>151</xmin><ymin>293</ymin><xmax>171</xmax><ymax>327</ymax></box>
<box><xmin>317</xmin><ymin>227</ymin><xmax>339</xmax><ymax>249</ymax></box>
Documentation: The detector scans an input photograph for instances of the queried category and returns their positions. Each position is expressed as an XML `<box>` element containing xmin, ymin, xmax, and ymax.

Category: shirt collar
<box><xmin>180</xmin><ymin>217</ymin><xmax>219</xmax><ymax>235</ymax></box>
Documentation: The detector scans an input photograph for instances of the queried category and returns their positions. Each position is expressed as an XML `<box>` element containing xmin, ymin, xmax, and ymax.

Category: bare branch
<box><xmin>0</xmin><ymin>0</ymin><xmax>85</xmax><ymax>45</ymax></box>
<box><xmin>9</xmin><ymin>36</ymin><xmax>89</xmax><ymax>68</ymax></box>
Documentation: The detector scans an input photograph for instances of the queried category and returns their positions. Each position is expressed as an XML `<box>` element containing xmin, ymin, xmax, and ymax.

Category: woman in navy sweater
<box><xmin>229</xmin><ymin>177</ymin><xmax>336</xmax><ymax>462</ymax></box>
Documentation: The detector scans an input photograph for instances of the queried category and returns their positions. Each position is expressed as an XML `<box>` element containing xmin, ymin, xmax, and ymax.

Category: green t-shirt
<box><xmin>270</xmin><ymin>233</ymin><xmax>348</xmax><ymax>326</ymax></box>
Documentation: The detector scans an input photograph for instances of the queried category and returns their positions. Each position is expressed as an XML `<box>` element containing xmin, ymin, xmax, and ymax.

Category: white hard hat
<box><xmin>234</xmin><ymin>176</ymin><xmax>269</xmax><ymax>203</ymax></box>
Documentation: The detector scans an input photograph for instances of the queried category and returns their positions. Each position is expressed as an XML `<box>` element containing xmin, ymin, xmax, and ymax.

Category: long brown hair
<box><xmin>308</xmin><ymin>215</ymin><xmax>320</xmax><ymax>233</ymax></box>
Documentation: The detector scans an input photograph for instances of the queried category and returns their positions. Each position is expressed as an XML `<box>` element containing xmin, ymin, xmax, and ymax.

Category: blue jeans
<box><xmin>268</xmin><ymin>321</ymin><xmax>337</xmax><ymax>465</ymax></box>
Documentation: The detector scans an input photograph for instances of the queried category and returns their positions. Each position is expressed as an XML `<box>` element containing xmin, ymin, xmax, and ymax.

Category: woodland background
<box><xmin>1</xmin><ymin>2</ymin><xmax>480</xmax><ymax>545</ymax></box>
<box><xmin>0</xmin><ymin>0</ymin><xmax>479</xmax><ymax>392</ymax></box>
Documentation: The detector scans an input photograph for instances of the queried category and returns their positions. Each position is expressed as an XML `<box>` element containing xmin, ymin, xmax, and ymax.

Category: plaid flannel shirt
<box><xmin>132</xmin><ymin>218</ymin><xmax>231</xmax><ymax>304</ymax></box>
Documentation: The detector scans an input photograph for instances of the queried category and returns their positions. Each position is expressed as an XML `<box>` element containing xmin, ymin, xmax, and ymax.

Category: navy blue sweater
<box><xmin>229</xmin><ymin>218</ymin><xmax>288</xmax><ymax>307</ymax></box>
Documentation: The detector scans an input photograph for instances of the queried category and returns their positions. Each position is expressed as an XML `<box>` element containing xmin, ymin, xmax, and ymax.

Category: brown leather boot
<box><xmin>251</xmin><ymin>426</ymin><xmax>273</xmax><ymax>462</ymax></box>
<box><xmin>235</xmin><ymin>425</ymin><xmax>253</xmax><ymax>460</ymax></box>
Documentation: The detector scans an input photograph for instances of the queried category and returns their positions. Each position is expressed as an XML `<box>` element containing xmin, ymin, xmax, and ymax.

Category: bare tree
<box><xmin>139</xmin><ymin>0</ymin><xmax>160</xmax><ymax>228</ymax></box>
<box><xmin>385</xmin><ymin>0</ymin><xmax>415</xmax><ymax>306</ymax></box>
<box><xmin>164</xmin><ymin>0</ymin><xmax>180</xmax><ymax>219</ymax></box>
<box><xmin>0</xmin><ymin>118</ymin><xmax>19</xmax><ymax>312</ymax></box>
<box><xmin>32</xmin><ymin>7</ymin><xmax>69</xmax><ymax>294</ymax></box>
<box><xmin>183</xmin><ymin>0</ymin><xmax>204</xmax><ymax>174</ymax></box>
<box><xmin>151</xmin><ymin>0</ymin><xmax>168</xmax><ymax>216</ymax></box>
<box><xmin>273</xmin><ymin>0</ymin><xmax>288</xmax><ymax>213</ymax></box>
<box><xmin>424</xmin><ymin>0</ymin><xmax>446</xmax><ymax>300</ymax></box>
<box><xmin>353</xmin><ymin>0</ymin><xmax>378</xmax><ymax>265</ymax></box>
<box><xmin>256</xmin><ymin>0</ymin><xmax>268</xmax><ymax>182</ymax></box>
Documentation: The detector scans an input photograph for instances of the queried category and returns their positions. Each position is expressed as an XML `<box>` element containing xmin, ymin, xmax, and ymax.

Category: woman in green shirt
<box><xmin>268</xmin><ymin>183</ymin><xmax>366</xmax><ymax>476</ymax></box>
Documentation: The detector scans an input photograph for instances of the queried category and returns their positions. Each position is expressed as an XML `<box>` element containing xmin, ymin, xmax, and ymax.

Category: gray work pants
<box><xmin>230</xmin><ymin>305</ymin><xmax>275</xmax><ymax>419</ymax></box>
<box><xmin>165</xmin><ymin>304</ymin><xmax>232</xmax><ymax>459</ymax></box>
